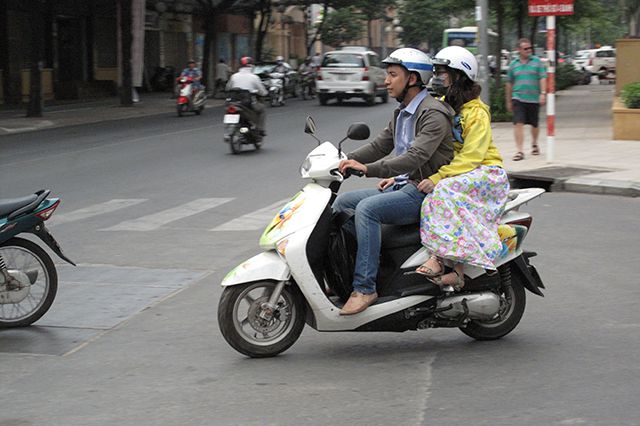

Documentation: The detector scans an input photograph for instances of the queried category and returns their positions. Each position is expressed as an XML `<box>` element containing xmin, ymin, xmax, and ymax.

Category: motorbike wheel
<box><xmin>177</xmin><ymin>104</ymin><xmax>188</xmax><ymax>117</ymax></box>
<box><xmin>270</xmin><ymin>92</ymin><xmax>278</xmax><ymax>107</ymax></box>
<box><xmin>218</xmin><ymin>281</ymin><xmax>306</xmax><ymax>358</ymax></box>
<box><xmin>229</xmin><ymin>132</ymin><xmax>242</xmax><ymax>155</ymax></box>
<box><xmin>0</xmin><ymin>237</ymin><xmax>57</xmax><ymax>327</ymax></box>
<box><xmin>459</xmin><ymin>264</ymin><xmax>526</xmax><ymax>340</ymax></box>
<box><xmin>318</xmin><ymin>94</ymin><xmax>328</xmax><ymax>106</ymax></box>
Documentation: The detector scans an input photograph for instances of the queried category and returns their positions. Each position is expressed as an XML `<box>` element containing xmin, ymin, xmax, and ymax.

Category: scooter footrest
<box><xmin>397</xmin><ymin>282</ymin><xmax>440</xmax><ymax>297</ymax></box>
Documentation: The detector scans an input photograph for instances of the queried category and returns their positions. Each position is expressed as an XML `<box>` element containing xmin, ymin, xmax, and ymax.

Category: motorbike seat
<box><xmin>381</xmin><ymin>223</ymin><xmax>421</xmax><ymax>249</ymax></box>
<box><xmin>227</xmin><ymin>89</ymin><xmax>253</xmax><ymax>107</ymax></box>
<box><xmin>0</xmin><ymin>194</ymin><xmax>39</xmax><ymax>218</ymax></box>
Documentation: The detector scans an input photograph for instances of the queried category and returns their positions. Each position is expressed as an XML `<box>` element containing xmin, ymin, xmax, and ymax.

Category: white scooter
<box><xmin>218</xmin><ymin>117</ymin><xmax>546</xmax><ymax>358</ymax></box>
<box><xmin>268</xmin><ymin>72</ymin><xmax>285</xmax><ymax>107</ymax></box>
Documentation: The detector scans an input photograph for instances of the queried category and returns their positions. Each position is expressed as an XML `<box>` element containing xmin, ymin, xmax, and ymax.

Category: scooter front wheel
<box><xmin>218</xmin><ymin>281</ymin><xmax>306</xmax><ymax>358</ymax></box>
<box><xmin>0</xmin><ymin>237</ymin><xmax>58</xmax><ymax>327</ymax></box>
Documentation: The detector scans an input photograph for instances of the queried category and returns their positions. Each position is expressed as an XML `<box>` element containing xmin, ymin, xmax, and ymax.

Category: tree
<box><xmin>398</xmin><ymin>0</ymin><xmax>473</xmax><ymax>51</ymax></box>
<box><xmin>627</xmin><ymin>0</ymin><xmax>640</xmax><ymax>36</ymax></box>
<box><xmin>195</xmin><ymin>0</ymin><xmax>240</xmax><ymax>86</ymax></box>
<box><xmin>352</xmin><ymin>0</ymin><xmax>395</xmax><ymax>49</ymax></box>
<box><xmin>318</xmin><ymin>7</ymin><xmax>363</xmax><ymax>47</ymax></box>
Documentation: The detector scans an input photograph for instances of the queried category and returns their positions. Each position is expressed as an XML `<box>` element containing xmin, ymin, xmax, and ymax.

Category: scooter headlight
<box><xmin>299</xmin><ymin>157</ymin><xmax>312</xmax><ymax>176</ymax></box>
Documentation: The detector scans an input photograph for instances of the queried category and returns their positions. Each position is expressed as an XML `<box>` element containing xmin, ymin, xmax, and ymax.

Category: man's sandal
<box><xmin>414</xmin><ymin>256</ymin><xmax>444</xmax><ymax>277</ymax></box>
<box><xmin>431</xmin><ymin>270</ymin><xmax>465</xmax><ymax>292</ymax></box>
<box><xmin>532</xmin><ymin>145</ymin><xmax>540</xmax><ymax>155</ymax></box>
<box><xmin>513</xmin><ymin>152</ymin><xmax>525</xmax><ymax>161</ymax></box>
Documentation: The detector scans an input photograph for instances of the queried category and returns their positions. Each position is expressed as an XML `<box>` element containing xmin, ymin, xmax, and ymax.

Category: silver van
<box><xmin>316</xmin><ymin>49</ymin><xmax>388</xmax><ymax>106</ymax></box>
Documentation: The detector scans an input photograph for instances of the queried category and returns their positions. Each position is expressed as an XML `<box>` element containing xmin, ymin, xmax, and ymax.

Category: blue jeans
<box><xmin>332</xmin><ymin>184</ymin><xmax>426</xmax><ymax>294</ymax></box>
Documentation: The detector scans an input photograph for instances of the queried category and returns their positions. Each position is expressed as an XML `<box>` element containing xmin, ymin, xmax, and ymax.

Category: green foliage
<box><xmin>555</xmin><ymin>62</ymin><xmax>583</xmax><ymax>91</ymax></box>
<box><xmin>489</xmin><ymin>79</ymin><xmax>512</xmax><ymax>122</ymax></box>
<box><xmin>398</xmin><ymin>0</ymin><xmax>474</xmax><ymax>50</ymax></box>
<box><xmin>621</xmin><ymin>82</ymin><xmax>640</xmax><ymax>109</ymax></box>
<box><xmin>318</xmin><ymin>7</ymin><xmax>364</xmax><ymax>48</ymax></box>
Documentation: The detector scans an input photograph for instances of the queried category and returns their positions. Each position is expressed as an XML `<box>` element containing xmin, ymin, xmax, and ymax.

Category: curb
<box><xmin>553</xmin><ymin>177</ymin><xmax>640</xmax><ymax>198</ymax></box>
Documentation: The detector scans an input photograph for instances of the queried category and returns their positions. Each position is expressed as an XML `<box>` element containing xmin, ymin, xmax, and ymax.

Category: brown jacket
<box><xmin>348</xmin><ymin>93</ymin><xmax>455</xmax><ymax>182</ymax></box>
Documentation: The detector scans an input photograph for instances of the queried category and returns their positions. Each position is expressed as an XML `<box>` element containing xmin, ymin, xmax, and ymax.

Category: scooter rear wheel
<box><xmin>218</xmin><ymin>281</ymin><xmax>306</xmax><ymax>358</ymax></box>
<box><xmin>229</xmin><ymin>132</ymin><xmax>242</xmax><ymax>154</ymax></box>
<box><xmin>459</xmin><ymin>264</ymin><xmax>526</xmax><ymax>340</ymax></box>
<box><xmin>0</xmin><ymin>237</ymin><xmax>57</xmax><ymax>327</ymax></box>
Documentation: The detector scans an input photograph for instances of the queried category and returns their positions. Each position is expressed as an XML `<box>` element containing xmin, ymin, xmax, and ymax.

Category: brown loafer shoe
<box><xmin>339</xmin><ymin>291</ymin><xmax>378</xmax><ymax>315</ymax></box>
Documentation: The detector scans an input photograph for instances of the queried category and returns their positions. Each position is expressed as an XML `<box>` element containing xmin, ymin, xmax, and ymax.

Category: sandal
<box><xmin>431</xmin><ymin>270</ymin><xmax>465</xmax><ymax>292</ymax></box>
<box><xmin>414</xmin><ymin>256</ymin><xmax>444</xmax><ymax>277</ymax></box>
<box><xmin>512</xmin><ymin>152</ymin><xmax>525</xmax><ymax>161</ymax></box>
<box><xmin>532</xmin><ymin>145</ymin><xmax>540</xmax><ymax>155</ymax></box>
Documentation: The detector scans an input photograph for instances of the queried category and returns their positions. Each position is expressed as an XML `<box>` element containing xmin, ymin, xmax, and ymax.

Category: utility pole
<box><xmin>119</xmin><ymin>0</ymin><xmax>133</xmax><ymax>106</ymax></box>
<box><xmin>476</xmin><ymin>0</ymin><xmax>490</xmax><ymax>104</ymax></box>
<box><xmin>27</xmin><ymin>0</ymin><xmax>45</xmax><ymax>117</ymax></box>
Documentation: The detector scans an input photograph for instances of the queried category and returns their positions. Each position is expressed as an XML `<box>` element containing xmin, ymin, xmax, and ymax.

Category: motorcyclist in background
<box><xmin>298</xmin><ymin>56</ymin><xmax>316</xmax><ymax>98</ymax></box>
<box><xmin>226</xmin><ymin>56</ymin><xmax>268</xmax><ymax>136</ymax></box>
<box><xmin>274</xmin><ymin>55</ymin><xmax>289</xmax><ymax>91</ymax></box>
<box><xmin>180</xmin><ymin>59</ymin><xmax>204</xmax><ymax>93</ymax></box>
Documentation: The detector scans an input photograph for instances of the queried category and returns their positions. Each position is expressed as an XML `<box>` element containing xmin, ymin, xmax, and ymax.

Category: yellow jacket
<box><xmin>428</xmin><ymin>98</ymin><xmax>503</xmax><ymax>185</ymax></box>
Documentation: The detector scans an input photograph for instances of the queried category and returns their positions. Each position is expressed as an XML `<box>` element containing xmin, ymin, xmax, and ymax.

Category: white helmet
<box><xmin>382</xmin><ymin>48</ymin><xmax>433</xmax><ymax>85</ymax></box>
<box><xmin>433</xmin><ymin>46</ymin><xmax>478</xmax><ymax>81</ymax></box>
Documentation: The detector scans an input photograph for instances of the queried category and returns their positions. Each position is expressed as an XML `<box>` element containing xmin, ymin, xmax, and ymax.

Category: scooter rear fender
<box><xmin>221</xmin><ymin>251</ymin><xmax>289</xmax><ymax>287</ymax></box>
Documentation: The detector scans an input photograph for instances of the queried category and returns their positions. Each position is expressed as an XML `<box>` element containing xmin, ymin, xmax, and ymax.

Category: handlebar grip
<box><xmin>343</xmin><ymin>168</ymin><xmax>365</xmax><ymax>178</ymax></box>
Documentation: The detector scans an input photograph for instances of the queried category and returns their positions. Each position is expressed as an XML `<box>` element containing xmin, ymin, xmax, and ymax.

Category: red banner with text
<box><xmin>528</xmin><ymin>0</ymin><xmax>574</xmax><ymax>16</ymax></box>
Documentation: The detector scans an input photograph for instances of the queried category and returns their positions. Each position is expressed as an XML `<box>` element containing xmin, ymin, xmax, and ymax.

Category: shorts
<box><xmin>512</xmin><ymin>99</ymin><xmax>540</xmax><ymax>127</ymax></box>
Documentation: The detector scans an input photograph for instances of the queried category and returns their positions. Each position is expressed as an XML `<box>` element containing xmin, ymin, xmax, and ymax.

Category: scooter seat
<box><xmin>381</xmin><ymin>223</ymin><xmax>421</xmax><ymax>249</ymax></box>
<box><xmin>0</xmin><ymin>194</ymin><xmax>39</xmax><ymax>218</ymax></box>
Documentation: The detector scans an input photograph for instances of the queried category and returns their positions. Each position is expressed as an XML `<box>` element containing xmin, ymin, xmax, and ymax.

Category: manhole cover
<box><xmin>510</xmin><ymin>166</ymin><xmax>614</xmax><ymax>182</ymax></box>
<box><xmin>509</xmin><ymin>166</ymin><xmax>615</xmax><ymax>191</ymax></box>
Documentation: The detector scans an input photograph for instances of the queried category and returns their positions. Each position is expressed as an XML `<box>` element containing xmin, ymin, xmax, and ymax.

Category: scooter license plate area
<box><xmin>223</xmin><ymin>114</ymin><xmax>240</xmax><ymax>124</ymax></box>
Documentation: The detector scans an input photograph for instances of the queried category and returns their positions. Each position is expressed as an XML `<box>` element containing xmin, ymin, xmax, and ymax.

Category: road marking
<box><xmin>210</xmin><ymin>198</ymin><xmax>289</xmax><ymax>231</ymax></box>
<box><xmin>102</xmin><ymin>198</ymin><xmax>234</xmax><ymax>231</ymax></box>
<box><xmin>50</xmin><ymin>199</ymin><xmax>148</xmax><ymax>226</ymax></box>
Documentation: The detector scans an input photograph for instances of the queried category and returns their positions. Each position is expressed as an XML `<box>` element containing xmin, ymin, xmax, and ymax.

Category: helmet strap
<box><xmin>396</xmin><ymin>74</ymin><xmax>423</xmax><ymax>103</ymax></box>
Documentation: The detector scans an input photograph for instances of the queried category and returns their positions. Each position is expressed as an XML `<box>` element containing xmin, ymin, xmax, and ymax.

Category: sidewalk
<box><xmin>0</xmin><ymin>92</ymin><xmax>226</xmax><ymax>135</ymax></box>
<box><xmin>494</xmin><ymin>84</ymin><xmax>640</xmax><ymax>197</ymax></box>
<box><xmin>1</xmin><ymin>85</ymin><xmax>638</xmax><ymax>197</ymax></box>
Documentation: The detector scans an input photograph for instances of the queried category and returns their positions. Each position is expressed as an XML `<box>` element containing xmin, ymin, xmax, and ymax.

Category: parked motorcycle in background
<box><xmin>267</xmin><ymin>72</ymin><xmax>285</xmax><ymax>107</ymax></box>
<box><xmin>0</xmin><ymin>190</ymin><xmax>75</xmax><ymax>327</ymax></box>
<box><xmin>175</xmin><ymin>76</ymin><xmax>207</xmax><ymax>116</ymax></box>
<box><xmin>223</xmin><ymin>89</ymin><xmax>264</xmax><ymax>154</ymax></box>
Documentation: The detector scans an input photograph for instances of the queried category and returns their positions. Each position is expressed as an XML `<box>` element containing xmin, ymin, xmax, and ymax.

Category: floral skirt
<box><xmin>420</xmin><ymin>166</ymin><xmax>510</xmax><ymax>270</ymax></box>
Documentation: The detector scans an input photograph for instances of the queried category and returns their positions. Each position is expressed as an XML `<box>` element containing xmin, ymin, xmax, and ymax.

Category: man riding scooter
<box><xmin>333</xmin><ymin>48</ymin><xmax>455</xmax><ymax>315</ymax></box>
<box><xmin>180</xmin><ymin>59</ymin><xmax>204</xmax><ymax>94</ymax></box>
<box><xmin>226</xmin><ymin>56</ymin><xmax>268</xmax><ymax>136</ymax></box>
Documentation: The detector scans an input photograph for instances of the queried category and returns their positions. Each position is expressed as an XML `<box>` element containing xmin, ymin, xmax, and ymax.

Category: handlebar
<box><xmin>341</xmin><ymin>168</ymin><xmax>365</xmax><ymax>179</ymax></box>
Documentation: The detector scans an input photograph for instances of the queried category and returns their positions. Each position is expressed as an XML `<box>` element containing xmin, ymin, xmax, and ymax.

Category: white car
<box><xmin>574</xmin><ymin>47</ymin><xmax>616</xmax><ymax>76</ymax></box>
<box><xmin>316</xmin><ymin>49</ymin><xmax>388</xmax><ymax>106</ymax></box>
<box><xmin>586</xmin><ymin>47</ymin><xmax>616</xmax><ymax>76</ymax></box>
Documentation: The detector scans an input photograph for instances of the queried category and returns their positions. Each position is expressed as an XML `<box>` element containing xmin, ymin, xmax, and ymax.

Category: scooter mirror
<box><xmin>304</xmin><ymin>116</ymin><xmax>317</xmax><ymax>135</ymax></box>
<box><xmin>346</xmin><ymin>123</ymin><xmax>370</xmax><ymax>141</ymax></box>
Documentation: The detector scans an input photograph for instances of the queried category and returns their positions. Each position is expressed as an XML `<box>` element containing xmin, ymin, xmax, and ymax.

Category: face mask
<box><xmin>431</xmin><ymin>76</ymin><xmax>448</xmax><ymax>96</ymax></box>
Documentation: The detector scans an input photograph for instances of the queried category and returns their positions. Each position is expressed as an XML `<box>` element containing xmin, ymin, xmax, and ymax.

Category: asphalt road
<box><xmin>1</xmin><ymin>96</ymin><xmax>639</xmax><ymax>426</ymax></box>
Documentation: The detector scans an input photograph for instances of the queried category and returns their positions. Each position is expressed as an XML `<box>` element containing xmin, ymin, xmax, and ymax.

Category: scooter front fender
<box><xmin>221</xmin><ymin>251</ymin><xmax>290</xmax><ymax>287</ymax></box>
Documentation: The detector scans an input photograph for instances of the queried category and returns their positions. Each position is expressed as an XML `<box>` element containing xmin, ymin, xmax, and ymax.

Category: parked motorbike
<box><xmin>223</xmin><ymin>89</ymin><xmax>263</xmax><ymax>154</ymax></box>
<box><xmin>175</xmin><ymin>76</ymin><xmax>207</xmax><ymax>117</ymax></box>
<box><xmin>150</xmin><ymin>66</ymin><xmax>176</xmax><ymax>92</ymax></box>
<box><xmin>218</xmin><ymin>117</ymin><xmax>546</xmax><ymax>358</ymax></box>
<box><xmin>0</xmin><ymin>190</ymin><xmax>75</xmax><ymax>327</ymax></box>
<box><xmin>267</xmin><ymin>72</ymin><xmax>285</xmax><ymax>107</ymax></box>
<box><xmin>300</xmin><ymin>71</ymin><xmax>316</xmax><ymax>100</ymax></box>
